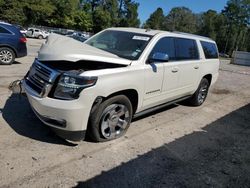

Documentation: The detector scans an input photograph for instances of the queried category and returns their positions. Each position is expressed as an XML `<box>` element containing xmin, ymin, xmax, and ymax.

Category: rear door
<box><xmin>26</xmin><ymin>28</ymin><xmax>33</xmax><ymax>37</ymax></box>
<box><xmin>34</xmin><ymin>29</ymin><xmax>40</xmax><ymax>37</ymax></box>
<box><xmin>173</xmin><ymin>38</ymin><xmax>200</xmax><ymax>94</ymax></box>
<box><xmin>0</xmin><ymin>25</ymin><xmax>15</xmax><ymax>46</ymax></box>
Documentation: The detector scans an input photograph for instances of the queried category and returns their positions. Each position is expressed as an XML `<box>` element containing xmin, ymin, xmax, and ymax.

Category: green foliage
<box><xmin>73</xmin><ymin>10</ymin><xmax>93</xmax><ymax>31</ymax></box>
<box><xmin>0</xmin><ymin>0</ymin><xmax>4</xmax><ymax>6</ymax></box>
<box><xmin>122</xmin><ymin>0</ymin><xmax>140</xmax><ymax>27</ymax></box>
<box><xmin>22</xmin><ymin>0</ymin><xmax>55</xmax><ymax>26</ymax></box>
<box><xmin>103</xmin><ymin>0</ymin><xmax>119</xmax><ymax>25</ymax></box>
<box><xmin>92</xmin><ymin>7</ymin><xmax>112</xmax><ymax>33</ymax></box>
<box><xmin>144</xmin><ymin>1</ymin><xmax>250</xmax><ymax>54</ymax></box>
<box><xmin>0</xmin><ymin>0</ymin><xmax>26</xmax><ymax>25</ymax></box>
<box><xmin>0</xmin><ymin>0</ymin><xmax>249</xmax><ymax>54</ymax></box>
<box><xmin>164</xmin><ymin>7</ymin><xmax>198</xmax><ymax>33</ymax></box>
<box><xmin>144</xmin><ymin>8</ymin><xmax>164</xmax><ymax>29</ymax></box>
<box><xmin>221</xmin><ymin>0</ymin><xmax>250</xmax><ymax>54</ymax></box>
<box><xmin>199</xmin><ymin>10</ymin><xmax>218</xmax><ymax>40</ymax></box>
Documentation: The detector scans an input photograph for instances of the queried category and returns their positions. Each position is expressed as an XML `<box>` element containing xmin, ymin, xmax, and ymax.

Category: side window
<box><xmin>150</xmin><ymin>37</ymin><xmax>175</xmax><ymax>61</ymax></box>
<box><xmin>201</xmin><ymin>41</ymin><xmax>218</xmax><ymax>59</ymax></box>
<box><xmin>175</xmin><ymin>38</ymin><xmax>199</xmax><ymax>60</ymax></box>
<box><xmin>0</xmin><ymin>26</ymin><xmax>11</xmax><ymax>34</ymax></box>
<box><xmin>35</xmin><ymin>29</ymin><xmax>39</xmax><ymax>32</ymax></box>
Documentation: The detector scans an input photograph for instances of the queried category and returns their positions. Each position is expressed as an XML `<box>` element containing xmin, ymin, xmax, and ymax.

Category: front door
<box><xmin>143</xmin><ymin>37</ymin><xmax>179</xmax><ymax>109</ymax></box>
<box><xmin>143</xmin><ymin>62</ymin><xmax>164</xmax><ymax>108</ymax></box>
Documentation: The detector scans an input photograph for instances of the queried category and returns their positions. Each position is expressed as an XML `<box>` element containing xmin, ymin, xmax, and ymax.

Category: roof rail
<box><xmin>0</xmin><ymin>21</ymin><xmax>12</xmax><ymax>26</ymax></box>
<box><xmin>172</xmin><ymin>31</ymin><xmax>213</xmax><ymax>41</ymax></box>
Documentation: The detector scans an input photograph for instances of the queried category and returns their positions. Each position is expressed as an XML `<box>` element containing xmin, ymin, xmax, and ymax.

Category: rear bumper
<box><xmin>16</xmin><ymin>50</ymin><xmax>27</xmax><ymax>58</ymax></box>
<box><xmin>16</xmin><ymin>44</ymin><xmax>27</xmax><ymax>58</ymax></box>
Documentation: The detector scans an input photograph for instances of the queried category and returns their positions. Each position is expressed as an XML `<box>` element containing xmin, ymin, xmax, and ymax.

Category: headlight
<box><xmin>54</xmin><ymin>73</ymin><xmax>97</xmax><ymax>100</ymax></box>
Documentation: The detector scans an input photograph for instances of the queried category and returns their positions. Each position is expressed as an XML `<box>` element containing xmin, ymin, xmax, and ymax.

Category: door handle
<box><xmin>194</xmin><ymin>66</ymin><xmax>199</xmax><ymax>69</ymax></box>
<box><xmin>171</xmin><ymin>67</ymin><xmax>179</xmax><ymax>73</ymax></box>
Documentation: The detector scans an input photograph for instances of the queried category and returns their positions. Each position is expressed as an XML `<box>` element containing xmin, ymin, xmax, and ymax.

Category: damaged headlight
<box><xmin>54</xmin><ymin>73</ymin><xmax>97</xmax><ymax>100</ymax></box>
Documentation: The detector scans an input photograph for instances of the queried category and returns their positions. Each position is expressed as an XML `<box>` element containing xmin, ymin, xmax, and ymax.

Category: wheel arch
<box><xmin>0</xmin><ymin>45</ymin><xmax>17</xmax><ymax>57</ymax></box>
<box><xmin>38</xmin><ymin>35</ymin><xmax>43</xmax><ymax>39</ymax></box>
<box><xmin>203</xmin><ymin>74</ymin><xmax>212</xmax><ymax>86</ymax></box>
<box><xmin>93</xmin><ymin>89</ymin><xmax>139</xmax><ymax>115</ymax></box>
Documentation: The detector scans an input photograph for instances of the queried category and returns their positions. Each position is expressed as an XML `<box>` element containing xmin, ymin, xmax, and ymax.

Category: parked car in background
<box><xmin>66</xmin><ymin>32</ymin><xmax>88</xmax><ymax>42</ymax></box>
<box><xmin>0</xmin><ymin>22</ymin><xmax>27</xmax><ymax>65</ymax></box>
<box><xmin>14</xmin><ymin>25</ymin><xmax>28</xmax><ymax>36</ymax></box>
<box><xmin>26</xmin><ymin>28</ymin><xmax>49</xmax><ymax>39</ymax></box>
<box><xmin>219</xmin><ymin>53</ymin><xmax>230</xmax><ymax>58</ymax></box>
<box><xmin>23</xmin><ymin>28</ymin><xmax>219</xmax><ymax>142</ymax></box>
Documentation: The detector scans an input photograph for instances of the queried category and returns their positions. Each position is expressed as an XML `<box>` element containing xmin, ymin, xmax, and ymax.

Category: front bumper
<box><xmin>23</xmin><ymin>81</ymin><xmax>93</xmax><ymax>141</ymax></box>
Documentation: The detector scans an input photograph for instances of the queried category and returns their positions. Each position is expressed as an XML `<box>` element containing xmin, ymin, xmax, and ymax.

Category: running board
<box><xmin>133</xmin><ymin>95</ymin><xmax>191</xmax><ymax>119</ymax></box>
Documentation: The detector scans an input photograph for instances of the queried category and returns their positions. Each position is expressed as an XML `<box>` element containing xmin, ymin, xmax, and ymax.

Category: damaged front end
<box><xmin>24</xmin><ymin>59</ymin><xmax>97</xmax><ymax>100</ymax></box>
<box><xmin>24</xmin><ymin>58</ymin><xmax>127</xmax><ymax>101</ymax></box>
<box><xmin>23</xmin><ymin>34</ymin><xmax>130</xmax><ymax>100</ymax></box>
<box><xmin>19</xmin><ymin>33</ymin><xmax>133</xmax><ymax>141</ymax></box>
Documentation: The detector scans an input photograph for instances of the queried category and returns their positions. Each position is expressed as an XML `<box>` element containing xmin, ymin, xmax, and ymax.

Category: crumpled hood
<box><xmin>38</xmin><ymin>34</ymin><xmax>132</xmax><ymax>65</ymax></box>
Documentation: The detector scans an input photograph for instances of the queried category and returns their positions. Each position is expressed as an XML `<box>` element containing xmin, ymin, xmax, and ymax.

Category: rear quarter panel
<box><xmin>196</xmin><ymin>40</ymin><xmax>220</xmax><ymax>87</ymax></box>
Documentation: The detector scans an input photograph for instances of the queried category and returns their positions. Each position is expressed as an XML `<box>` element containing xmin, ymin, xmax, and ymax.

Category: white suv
<box><xmin>23</xmin><ymin>28</ymin><xmax>219</xmax><ymax>142</ymax></box>
<box><xmin>26</xmin><ymin>28</ymin><xmax>50</xmax><ymax>39</ymax></box>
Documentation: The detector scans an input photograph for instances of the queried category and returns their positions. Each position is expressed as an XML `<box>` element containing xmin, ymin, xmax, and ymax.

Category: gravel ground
<box><xmin>0</xmin><ymin>39</ymin><xmax>249</xmax><ymax>188</ymax></box>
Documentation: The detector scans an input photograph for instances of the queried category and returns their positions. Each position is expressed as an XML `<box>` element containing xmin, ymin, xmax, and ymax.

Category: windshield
<box><xmin>86</xmin><ymin>30</ymin><xmax>152</xmax><ymax>60</ymax></box>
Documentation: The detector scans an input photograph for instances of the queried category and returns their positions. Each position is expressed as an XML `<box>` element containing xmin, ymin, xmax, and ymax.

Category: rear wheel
<box><xmin>188</xmin><ymin>78</ymin><xmax>210</xmax><ymax>106</ymax></box>
<box><xmin>0</xmin><ymin>47</ymin><xmax>15</xmax><ymax>65</ymax></box>
<box><xmin>38</xmin><ymin>35</ymin><xmax>43</xmax><ymax>39</ymax></box>
<box><xmin>88</xmin><ymin>95</ymin><xmax>133</xmax><ymax>142</ymax></box>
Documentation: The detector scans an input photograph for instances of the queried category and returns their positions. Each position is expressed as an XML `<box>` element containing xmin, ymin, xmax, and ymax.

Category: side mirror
<box><xmin>148</xmin><ymin>52</ymin><xmax>169</xmax><ymax>63</ymax></box>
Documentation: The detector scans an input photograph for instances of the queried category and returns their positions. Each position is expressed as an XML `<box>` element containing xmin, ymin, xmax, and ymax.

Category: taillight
<box><xmin>20</xmin><ymin>37</ymin><xmax>27</xmax><ymax>43</ymax></box>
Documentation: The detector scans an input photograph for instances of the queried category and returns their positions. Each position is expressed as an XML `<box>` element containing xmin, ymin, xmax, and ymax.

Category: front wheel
<box><xmin>188</xmin><ymin>78</ymin><xmax>210</xmax><ymax>106</ymax></box>
<box><xmin>88</xmin><ymin>95</ymin><xmax>133</xmax><ymax>142</ymax></box>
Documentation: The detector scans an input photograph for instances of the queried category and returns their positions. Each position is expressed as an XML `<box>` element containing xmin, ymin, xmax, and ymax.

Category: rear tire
<box><xmin>188</xmin><ymin>78</ymin><xmax>210</xmax><ymax>106</ymax></box>
<box><xmin>0</xmin><ymin>47</ymin><xmax>15</xmax><ymax>65</ymax></box>
<box><xmin>38</xmin><ymin>35</ymin><xmax>43</xmax><ymax>39</ymax></box>
<box><xmin>88</xmin><ymin>95</ymin><xmax>133</xmax><ymax>142</ymax></box>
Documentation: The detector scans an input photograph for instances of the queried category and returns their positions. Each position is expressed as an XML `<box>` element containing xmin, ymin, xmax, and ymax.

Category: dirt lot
<box><xmin>0</xmin><ymin>39</ymin><xmax>250</xmax><ymax>188</ymax></box>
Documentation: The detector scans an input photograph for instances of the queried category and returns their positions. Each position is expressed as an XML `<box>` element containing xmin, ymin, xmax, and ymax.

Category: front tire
<box><xmin>88</xmin><ymin>95</ymin><xmax>133</xmax><ymax>142</ymax></box>
<box><xmin>188</xmin><ymin>78</ymin><xmax>210</xmax><ymax>106</ymax></box>
<box><xmin>0</xmin><ymin>47</ymin><xmax>15</xmax><ymax>65</ymax></box>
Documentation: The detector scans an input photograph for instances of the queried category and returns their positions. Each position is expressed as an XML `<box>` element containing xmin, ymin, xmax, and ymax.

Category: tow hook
<box><xmin>8</xmin><ymin>79</ymin><xmax>26</xmax><ymax>97</ymax></box>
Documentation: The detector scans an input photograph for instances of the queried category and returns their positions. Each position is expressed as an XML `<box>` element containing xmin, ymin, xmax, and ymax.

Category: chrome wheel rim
<box><xmin>0</xmin><ymin>50</ymin><xmax>13</xmax><ymax>64</ymax></box>
<box><xmin>100</xmin><ymin>104</ymin><xmax>130</xmax><ymax>139</ymax></box>
<box><xmin>198</xmin><ymin>84</ymin><xmax>208</xmax><ymax>104</ymax></box>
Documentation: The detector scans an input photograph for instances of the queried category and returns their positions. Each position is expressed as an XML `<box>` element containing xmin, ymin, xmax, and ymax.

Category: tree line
<box><xmin>144</xmin><ymin>0</ymin><xmax>250</xmax><ymax>55</ymax></box>
<box><xmin>0</xmin><ymin>0</ymin><xmax>249</xmax><ymax>54</ymax></box>
<box><xmin>0</xmin><ymin>0</ymin><xmax>140</xmax><ymax>32</ymax></box>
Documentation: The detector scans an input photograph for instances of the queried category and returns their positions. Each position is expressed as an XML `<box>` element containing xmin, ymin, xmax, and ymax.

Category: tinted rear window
<box><xmin>0</xmin><ymin>26</ymin><xmax>11</xmax><ymax>34</ymax></box>
<box><xmin>175</xmin><ymin>38</ymin><xmax>199</xmax><ymax>60</ymax></box>
<box><xmin>201</xmin><ymin>41</ymin><xmax>218</xmax><ymax>59</ymax></box>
